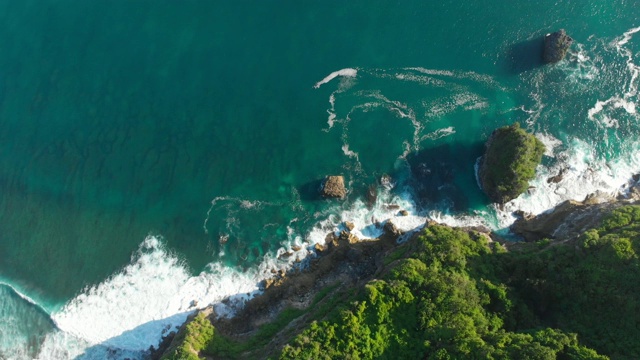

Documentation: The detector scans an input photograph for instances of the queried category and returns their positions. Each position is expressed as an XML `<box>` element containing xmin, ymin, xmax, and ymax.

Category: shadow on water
<box><xmin>73</xmin><ymin>310</ymin><xmax>193</xmax><ymax>360</ymax></box>
<box><xmin>403</xmin><ymin>142</ymin><xmax>488</xmax><ymax>213</ymax></box>
<box><xmin>298</xmin><ymin>178</ymin><xmax>326</xmax><ymax>202</ymax></box>
<box><xmin>502</xmin><ymin>36</ymin><xmax>545</xmax><ymax>75</ymax></box>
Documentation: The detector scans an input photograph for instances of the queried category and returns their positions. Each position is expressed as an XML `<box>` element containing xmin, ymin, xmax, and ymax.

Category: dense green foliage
<box><xmin>280</xmin><ymin>226</ymin><xmax>605</xmax><ymax>360</ymax></box>
<box><xmin>162</xmin><ymin>312</ymin><xmax>215</xmax><ymax>360</ymax></box>
<box><xmin>480</xmin><ymin>123</ymin><xmax>546</xmax><ymax>203</ymax></box>
<box><xmin>168</xmin><ymin>205</ymin><xmax>640</xmax><ymax>360</ymax></box>
<box><xmin>498</xmin><ymin>205</ymin><xmax>640</xmax><ymax>358</ymax></box>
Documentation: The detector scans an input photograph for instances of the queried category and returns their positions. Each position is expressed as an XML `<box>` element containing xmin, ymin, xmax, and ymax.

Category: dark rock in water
<box><xmin>547</xmin><ymin>168</ymin><xmax>567</xmax><ymax>184</ymax></box>
<box><xmin>385</xmin><ymin>204</ymin><xmax>401</xmax><ymax>210</ymax></box>
<box><xmin>633</xmin><ymin>173</ymin><xmax>640</xmax><ymax>183</ymax></box>
<box><xmin>380</xmin><ymin>220</ymin><xmax>403</xmax><ymax>243</ymax></box>
<box><xmin>366</xmin><ymin>184</ymin><xmax>377</xmax><ymax>209</ymax></box>
<box><xmin>325</xmin><ymin>232</ymin><xmax>338</xmax><ymax>248</ymax></box>
<box><xmin>399</xmin><ymin>210</ymin><xmax>409</xmax><ymax>216</ymax></box>
<box><xmin>543</xmin><ymin>29</ymin><xmax>573</xmax><ymax>63</ymax></box>
<box><xmin>478</xmin><ymin>123</ymin><xmax>545</xmax><ymax>204</ymax></box>
<box><xmin>339</xmin><ymin>230</ymin><xmax>359</xmax><ymax>244</ymax></box>
<box><xmin>513</xmin><ymin>210</ymin><xmax>534</xmax><ymax>220</ymax></box>
<box><xmin>320</xmin><ymin>175</ymin><xmax>346</xmax><ymax>198</ymax></box>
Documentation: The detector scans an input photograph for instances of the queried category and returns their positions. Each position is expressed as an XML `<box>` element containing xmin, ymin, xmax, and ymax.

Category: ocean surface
<box><xmin>0</xmin><ymin>1</ymin><xmax>638</xmax><ymax>358</ymax></box>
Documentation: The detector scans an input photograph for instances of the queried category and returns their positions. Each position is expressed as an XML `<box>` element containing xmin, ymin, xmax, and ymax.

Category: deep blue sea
<box><xmin>0</xmin><ymin>1</ymin><xmax>639</xmax><ymax>358</ymax></box>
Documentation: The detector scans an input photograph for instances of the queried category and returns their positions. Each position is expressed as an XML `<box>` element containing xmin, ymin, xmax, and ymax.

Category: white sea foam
<box><xmin>405</xmin><ymin>67</ymin><xmax>504</xmax><ymax>89</ymax></box>
<box><xmin>313</xmin><ymin>68</ymin><xmax>358</xmax><ymax>89</ymax></box>
<box><xmin>50</xmin><ymin>236</ymin><xmax>264</xmax><ymax>353</ymax></box>
<box><xmin>616</xmin><ymin>26</ymin><xmax>640</xmax><ymax>47</ymax></box>
<box><xmin>326</xmin><ymin>92</ymin><xmax>337</xmax><ymax>129</ymax></box>
<box><xmin>535</xmin><ymin>132</ymin><xmax>562</xmax><ymax>157</ymax></box>
<box><xmin>419</xmin><ymin>127</ymin><xmax>456</xmax><ymax>142</ymax></box>
<box><xmin>586</xmin><ymin>26</ymin><xmax>640</xmax><ymax>129</ymax></box>
<box><xmin>341</xmin><ymin>143</ymin><xmax>359</xmax><ymax>159</ymax></box>
<box><xmin>495</xmin><ymin>137</ymin><xmax>640</xmax><ymax>229</ymax></box>
<box><xmin>305</xmin><ymin>190</ymin><xmax>427</xmax><ymax>246</ymax></box>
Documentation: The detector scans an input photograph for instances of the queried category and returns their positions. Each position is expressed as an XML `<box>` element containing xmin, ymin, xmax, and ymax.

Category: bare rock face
<box><xmin>344</xmin><ymin>221</ymin><xmax>355</xmax><ymax>232</ymax></box>
<box><xmin>510</xmin><ymin>198</ymin><xmax>622</xmax><ymax>242</ymax></box>
<box><xmin>543</xmin><ymin>29</ymin><xmax>573</xmax><ymax>63</ymax></box>
<box><xmin>380</xmin><ymin>220</ymin><xmax>403</xmax><ymax>243</ymax></box>
<box><xmin>339</xmin><ymin>230</ymin><xmax>360</xmax><ymax>244</ymax></box>
<box><xmin>320</xmin><ymin>175</ymin><xmax>346</xmax><ymax>198</ymax></box>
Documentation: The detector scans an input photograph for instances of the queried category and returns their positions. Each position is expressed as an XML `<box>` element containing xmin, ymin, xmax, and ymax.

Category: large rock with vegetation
<box><xmin>479</xmin><ymin>123</ymin><xmax>545</xmax><ymax>204</ymax></box>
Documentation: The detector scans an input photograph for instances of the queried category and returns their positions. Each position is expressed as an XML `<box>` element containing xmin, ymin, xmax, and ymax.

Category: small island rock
<box><xmin>478</xmin><ymin>123</ymin><xmax>545</xmax><ymax>204</ymax></box>
<box><xmin>320</xmin><ymin>175</ymin><xmax>347</xmax><ymax>198</ymax></box>
<box><xmin>543</xmin><ymin>29</ymin><xmax>573</xmax><ymax>63</ymax></box>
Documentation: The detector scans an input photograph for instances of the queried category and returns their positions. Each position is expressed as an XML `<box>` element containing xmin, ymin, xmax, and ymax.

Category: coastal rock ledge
<box><xmin>478</xmin><ymin>123</ymin><xmax>545</xmax><ymax>204</ymax></box>
<box><xmin>320</xmin><ymin>175</ymin><xmax>347</xmax><ymax>198</ymax></box>
<box><xmin>543</xmin><ymin>29</ymin><xmax>573</xmax><ymax>63</ymax></box>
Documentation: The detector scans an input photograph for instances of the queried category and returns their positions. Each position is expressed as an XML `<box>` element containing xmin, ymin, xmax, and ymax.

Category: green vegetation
<box><xmin>162</xmin><ymin>312</ymin><xmax>215</xmax><ymax>360</ymax></box>
<box><xmin>498</xmin><ymin>205</ymin><xmax>640</xmax><ymax>358</ymax></box>
<box><xmin>163</xmin><ymin>205</ymin><xmax>640</xmax><ymax>360</ymax></box>
<box><xmin>479</xmin><ymin>123</ymin><xmax>545</xmax><ymax>203</ymax></box>
<box><xmin>279</xmin><ymin>225</ymin><xmax>605</xmax><ymax>360</ymax></box>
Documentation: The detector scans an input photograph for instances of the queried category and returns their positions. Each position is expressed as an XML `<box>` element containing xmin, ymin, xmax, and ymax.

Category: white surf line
<box><xmin>203</xmin><ymin>196</ymin><xmax>231</xmax><ymax>234</ymax></box>
<box><xmin>313</xmin><ymin>68</ymin><xmax>358</xmax><ymax>89</ymax></box>
<box><xmin>0</xmin><ymin>281</ymin><xmax>48</xmax><ymax>313</ymax></box>
<box><xmin>51</xmin><ymin>236</ymin><xmax>267</xmax><ymax>351</ymax></box>
<box><xmin>403</xmin><ymin>67</ymin><xmax>505</xmax><ymax>90</ymax></box>
<box><xmin>615</xmin><ymin>26</ymin><xmax>640</xmax><ymax>98</ymax></box>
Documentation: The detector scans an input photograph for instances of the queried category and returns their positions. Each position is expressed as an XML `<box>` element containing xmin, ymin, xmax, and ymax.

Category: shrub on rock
<box><xmin>479</xmin><ymin>123</ymin><xmax>545</xmax><ymax>204</ymax></box>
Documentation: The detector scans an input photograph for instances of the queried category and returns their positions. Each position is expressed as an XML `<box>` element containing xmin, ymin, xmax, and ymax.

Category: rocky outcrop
<box><xmin>547</xmin><ymin>168</ymin><xmax>567</xmax><ymax>184</ymax></box>
<box><xmin>343</xmin><ymin>221</ymin><xmax>355</xmax><ymax>231</ymax></box>
<box><xmin>543</xmin><ymin>29</ymin><xmax>573</xmax><ymax>63</ymax></box>
<box><xmin>320</xmin><ymin>175</ymin><xmax>346</xmax><ymax>198</ymax></box>
<box><xmin>511</xmin><ymin>194</ymin><xmax>627</xmax><ymax>242</ymax></box>
<box><xmin>478</xmin><ymin>123</ymin><xmax>545</xmax><ymax>204</ymax></box>
<box><xmin>379</xmin><ymin>220</ymin><xmax>404</xmax><ymax>243</ymax></box>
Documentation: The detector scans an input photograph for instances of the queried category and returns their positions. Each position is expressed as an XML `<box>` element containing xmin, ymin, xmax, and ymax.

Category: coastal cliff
<box><xmin>153</xmin><ymin>191</ymin><xmax>640</xmax><ymax>359</ymax></box>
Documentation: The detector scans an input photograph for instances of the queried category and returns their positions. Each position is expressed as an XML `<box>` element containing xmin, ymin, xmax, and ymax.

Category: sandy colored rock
<box><xmin>320</xmin><ymin>175</ymin><xmax>346</xmax><ymax>198</ymax></box>
<box><xmin>344</xmin><ymin>221</ymin><xmax>355</xmax><ymax>231</ymax></box>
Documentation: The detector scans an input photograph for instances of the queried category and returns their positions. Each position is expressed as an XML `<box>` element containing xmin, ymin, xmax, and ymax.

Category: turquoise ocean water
<box><xmin>0</xmin><ymin>1</ymin><xmax>638</xmax><ymax>358</ymax></box>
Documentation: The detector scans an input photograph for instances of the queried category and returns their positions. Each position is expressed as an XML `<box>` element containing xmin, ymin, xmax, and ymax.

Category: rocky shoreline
<box><xmin>511</xmin><ymin>177</ymin><xmax>640</xmax><ymax>242</ymax></box>
<box><xmin>150</xmin><ymin>218</ymin><xmax>408</xmax><ymax>359</ymax></box>
<box><xmin>152</xmin><ymin>173</ymin><xmax>640</xmax><ymax>359</ymax></box>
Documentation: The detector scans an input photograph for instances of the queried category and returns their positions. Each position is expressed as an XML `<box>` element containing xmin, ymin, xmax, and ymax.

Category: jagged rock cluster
<box><xmin>543</xmin><ymin>29</ymin><xmax>573</xmax><ymax>63</ymax></box>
